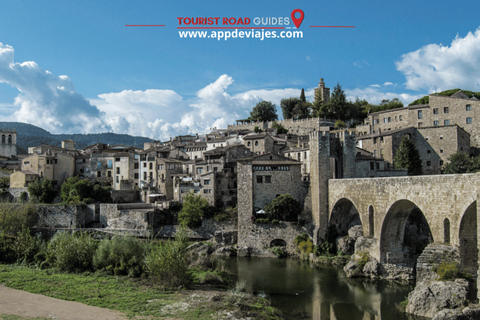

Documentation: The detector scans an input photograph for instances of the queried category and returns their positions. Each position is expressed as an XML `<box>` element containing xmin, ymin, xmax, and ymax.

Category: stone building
<box><xmin>357</xmin><ymin>90</ymin><xmax>480</xmax><ymax>152</ymax></box>
<box><xmin>314</xmin><ymin>78</ymin><xmax>330</xmax><ymax>104</ymax></box>
<box><xmin>358</xmin><ymin>125</ymin><xmax>470</xmax><ymax>175</ymax></box>
<box><xmin>20</xmin><ymin>152</ymin><xmax>75</xmax><ymax>187</ymax></box>
<box><xmin>0</xmin><ymin>129</ymin><xmax>17</xmax><ymax>157</ymax></box>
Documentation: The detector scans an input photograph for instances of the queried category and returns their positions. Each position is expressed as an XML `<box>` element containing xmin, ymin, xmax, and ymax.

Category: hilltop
<box><xmin>0</xmin><ymin>122</ymin><xmax>154</xmax><ymax>154</ymax></box>
<box><xmin>409</xmin><ymin>89</ymin><xmax>480</xmax><ymax>106</ymax></box>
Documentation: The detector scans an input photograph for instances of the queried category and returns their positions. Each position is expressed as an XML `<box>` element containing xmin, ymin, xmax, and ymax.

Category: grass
<box><xmin>0</xmin><ymin>264</ymin><xmax>283</xmax><ymax>320</ymax></box>
<box><xmin>0</xmin><ymin>264</ymin><xmax>178</xmax><ymax>318</ymax></box>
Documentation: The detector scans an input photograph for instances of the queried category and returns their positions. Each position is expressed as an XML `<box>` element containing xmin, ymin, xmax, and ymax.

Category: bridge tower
<box><xmin>341</xmin><ymin>130</ymin><xmax>356</xmax><ymax>178</ymax></box>
<box><xmin>309</xmin><ymin>130</ymin><xmax>330</xmax><ymax>243</ymax></box>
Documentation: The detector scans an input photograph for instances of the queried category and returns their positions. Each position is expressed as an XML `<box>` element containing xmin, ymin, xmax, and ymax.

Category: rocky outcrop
<box><xmin>406</xmin><ymin>279</ymin><xmax>469</xmax><ymax>319</ymax></box>
<box><xmin>336</xmin><ymin>236</ymin><xmax>355</xmax><ymax>255</ymax></box>
<box><xmin>432</xmin><ymin>306</ymin><xmax>480</xmax><ymax>320</ymax></box>
<box><xmin>416</xmin><ymin>244</ymin><xmax>460</xmax><ymax>283</ymax></box>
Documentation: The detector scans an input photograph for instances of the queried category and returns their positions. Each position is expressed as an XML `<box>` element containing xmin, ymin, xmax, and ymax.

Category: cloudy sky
<box><xmin>1</xmin><ymin>0</ymin><xmax>480</xmax><ymax>140</ymax></box>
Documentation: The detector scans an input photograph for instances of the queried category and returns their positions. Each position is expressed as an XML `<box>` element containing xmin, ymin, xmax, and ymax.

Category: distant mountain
<box><xmin>0</xmin><ymin>122</ymin><xmax>154</xmax><ymax>154</ymax></box>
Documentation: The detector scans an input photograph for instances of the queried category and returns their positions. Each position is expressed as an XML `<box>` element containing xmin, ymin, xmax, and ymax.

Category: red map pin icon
<box><xmin>291</xmin><ymin>9</ymin><xmax>304</xmax><ymax>28</ymax></box>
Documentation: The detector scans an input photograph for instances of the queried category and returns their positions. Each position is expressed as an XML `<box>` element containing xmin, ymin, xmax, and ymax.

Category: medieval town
<box><xmin>1</xmin><ymin>77</ymin><xmax>480</xmax><ymax>319</ymax></box>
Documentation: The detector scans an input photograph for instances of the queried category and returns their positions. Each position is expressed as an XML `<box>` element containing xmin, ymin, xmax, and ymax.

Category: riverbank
<box><xmin>0</xmin><ymin>264</ymin><xmax>283</xmax><ymax>320</ymax></box>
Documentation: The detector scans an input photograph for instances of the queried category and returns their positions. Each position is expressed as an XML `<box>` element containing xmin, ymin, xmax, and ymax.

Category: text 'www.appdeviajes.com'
<box><xmin>178</xmin><ymin>29</ymin><xmax>303</xmax><ymax>41</ymax></box>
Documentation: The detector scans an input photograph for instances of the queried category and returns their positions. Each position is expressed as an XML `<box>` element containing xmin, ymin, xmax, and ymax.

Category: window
<box><xmin>97</xmin><ymin>161</ymin><xmax>101</xmax><ymax>170</ymax></box>
<box><xmin>427</xmin><ymin>161</ymin><xmax>431</xmax><ymax>166</ymax></box>
<box><xmin>116</xmin><ymin>167</ymin><xmax>120</xmax><ymax>174</ymax></box>
<box><xmin>373</xmin><ymin>119</ymin><xmax>379</xmax><ymax>124</ymax></box>
<box><xmin>255</xmin><ymin>141</ymin><xmax>259</xmax><ymax>146</ymax></box>
<box><xmin>107</xmin><ymin>160</ymin><xmax>112</xmax><ymax>169</ymax></box>
<box><xmin>383</xmin><ymin>118</ymin><xmax>387</xmax><ymax>123</ymax></box>
<box><xmin>440</xmin><ymin>160</ymin><xmax>444</xmax><ymax>166</ymax></box>
<box><xmin>143</xmin><ymin>172</ymin><xmax>147</xmax><ymax>180</ymax></box>
<box><xmin>427</xmin><ymin>150</ymin><xmax>431</xmax><ymax>154</ymax></box>
<box><xmin>108</xmin><ymin>171</ymin><xmax>112</xmax><ymax>177</ymax></box>
<box><xmin>433</xmin><ymin>108</ymin><xmax>438</xmax><ymax>114</ymax></box>
<box><xmin>418</xmin><ymin>110</ymin><xmax>423</xmax><ymax>119</ymax></box>
<box><xmin>159</xmin><ymin>164</ymin><xmax>164</xmax><ymax>170</ymax></box>
<box><xmin>115</xmin><ymin>157</ymin><xmax>120</xmax><ymax>162</ymax></box>
<box><xmin>143</xmin><ymin>163</ymin><xmax>147</xmax><ymax>168</ymax></box>
<box><xmin>399</xmin><ymin>115</ymin><xmax>403</xmax><ymax>121</ymax></box>
<box><xmin>204</xmin><ymin>179</ymin><xmax>210</xmax><ymax>185</ymax></box>
<box><xmin>387</xmin><ymin>117</ymin><xmax>391</xmax><ymax>123</ymax></box>
<box><xmin>247</xmin><ymin>142</ymin><xmax>251</xmax><ymax>146</ymax></box>
<box><xmin>466</xmin><ymin>104</ymin><xmax>472</xmax><ymax>111</ymax></box>
<box><xmin>444</xmin><ymin>107</ymin><xmax>449</xmax><ymax>113</ymax></box>
<box><xmin>134</xmin><ymin>163</ymin><xmax>139</xmax><ymax>169</ymax></box>
<box><xmin>97</xmin><ymin>171</ymin><xmax>101</xmax><ymax>177</ymax></box>
<box><xmin>380</xmin><ymin>149</ymin><xmax>384</xmax><ymax>157</ymax></box>
<box><xmin>467</xmin><ymin>117</ymin><xmax>473</xmax><ymax>124</ymax></box>
<box><xmin>134</xmin><ymin>173</ymin><xmax>138</xmax><ymax>179</ymax></box>
<box><xmin>433</xmin><ymin>120</ymin><xmax>439</xmax><ymax>126</ymax></box>
<box><xmin>256</xmin><ymin>176</ymin><xmax>263</xmax><ymax>183</ymax></box>
<box><xmin>265</xmin><ymin>176</ymin><xmax>271</xmax><ymax>183</ymax></box>
<box><xmin>444</xmin><ymin>120</ymin><xmax>450</xmax><ymax>126</ymax></box>
<box><xmin>376</xmin><ymin>163</ymin><xmax>380</xmax><ymax>170</ymax></box>
<box><xmin>196</xmin><ymin>167</ymin><xmax>204</xmax><ymax>174</ymax></box>
<box><xmin>370</xmin><ymin>162</ymin><xmax>374</xmax><ymax>170</ymax></box>
<box><xmin>149</xmin><ymin>163</ymin><xmax>153</xmax><ymax>170</ymax></box>
<box><xmin>214</xmin><ymin>167</ymin><xmax>218</xmax><ymax>172</ymax></box>
<box><xmin>418</xmin><ymin>122</ymin><xmax>423</xmax><ymax>128</ymax></box>
<box><xmin>440</xmin><ymin>149</ymin><xmax>443</xmax><ymax>153</ymax></box>
<box><xmin>116</xmin><ymin>176</ymin><xmax>119</xmax><ymax>183</ymax></box>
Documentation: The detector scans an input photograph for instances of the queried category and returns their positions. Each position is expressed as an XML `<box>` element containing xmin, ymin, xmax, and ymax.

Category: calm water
<box><xmin>223</xmin><ymin>257</ymin><xmax>414</xmax><ymax>320</ymax></box>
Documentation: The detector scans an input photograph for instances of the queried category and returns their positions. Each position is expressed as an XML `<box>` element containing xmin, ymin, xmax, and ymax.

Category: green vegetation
<box><xmin>409</xmin><ymin>89</ymin><xmax>480</xmax><ymax>106</ymax></box>
<box><xmin>434</xmin><ymin>261</ymin><xmax>471</xmax><ymax>281</ymax></box>
<box><xmin>27</xmin><ymin>179</ymin><xmax>56</xmax><ymax>203</ymax></box>
<box><xmin>271</xmin><ymin>246</ymin><xmax>287</xmax><ymax>258</ymax></box>
<box><xmin>314</xmin><ymin>241</ymin><xmax>335</xmax><ymax>257</ymax></box>
<box><xmin>271</xmin><ymin>121</ymin><xmax>288</xmax><ymax>134</ymax></box>
<box><xmin>93</xmin><ymin>235</ymin><xmax>146</xmax><ymax>277</ymax></box>
<box><xmin>442</xmin><ymin>152</ymin><xmax>480</xmax><ymax>174</ymax></box>
<box><xmin>280</xmin><ymin>97</ymin><xmax>310</xmax><ymax>120</ymax></box>
<box><xmin>357</xmin><ymin>251</ymin><xmax>370</xmax><ymax>269</ymax></box>
<box><xmin>0</xmin><ymin>204</ymin><xmax>36</xmax><ymax>236</ymax></box>
<box><xmin>294</xmin><ymin>233</ymin><xmax>313</xmax><ymax>258</ymax></box>
<box><xmin>44</xmin><ymin>231</ymin><xmax>98</xmax><ymax>272</ymax></box>
<box><xmin>249</xmin><ymin>100</ymin><xmax>278</xmax><ymax>122</ymax></box>
<box><xmin>394</xmin><ymin>135</ymin><xmax>423</xmax><ymax>175</ymax></box>
<box><xmin>178</xmin><ymin>192</ymin><xmax>210</xmax><ymax>228</ymax></box>
<box><xmin>145</xmin><ymin>227</ymin><xmax>190</xmax><ymax>288</ymax></box>
<box><xmin>61</xmin><ymin>176</ymin><xmax>111</xmax><ymax>204</ymax></box>
<box><xmin>264</xmin><ymin>193</ymin><xmax>300</xmax><ymax>221</ymax></box>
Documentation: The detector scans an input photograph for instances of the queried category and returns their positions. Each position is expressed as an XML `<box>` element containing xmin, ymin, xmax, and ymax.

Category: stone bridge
<box><xmin>328</xmin><ymin>173</ymin><xmax>479</xmax><ymax>283</ymax></box>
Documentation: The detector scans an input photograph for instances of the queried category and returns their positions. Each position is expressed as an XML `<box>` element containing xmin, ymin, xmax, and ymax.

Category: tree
<box><xmin>271</xmin><ymin>121</ymin><xmax>288</xmax><ymax>134</ymax></box>
<box><xmin>264</xmin><ymin>194</ymin><xmax>300</xmax><ymax>221</ymax></box>
<box><xmin>394</xmin><ymin>135</ymin><xmax>423</xmax><ymax>175</ymax></box>
<box><xmin>442</xmin><ymin>152</ymin><xmax>479</xmax><ymax>174</ymax></box>
<box><xmin>300</xmin><ymin>88</ymin><xmax>306</xmax><ymax>102</ymax></box>
<box><xmin>280</xmin><ymin>98</ymin><xmax>299</xmax><ymax>119</ymax></box>
<box><xmin>27</xmin><ymin>179</ymin><xmax>56</xmax><ymax>203</ymax></box>
<box><xmin>249</xmin><ymin>101</ymin><xmax>278</xmax><ymax>122</ymax></box>
<box><xmin>178</xmin><ymin>193</ymin><xmax>209</xmax><ymax>228</ymax></box>
<box><xmin>61</xmin><ymin>176</ymin><xmax>111</xmax><ymax>204</ymax></box>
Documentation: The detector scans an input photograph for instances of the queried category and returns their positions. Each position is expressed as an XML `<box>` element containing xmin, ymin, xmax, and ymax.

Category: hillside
<box><xmin>409</xmin><ymin>89</ymin><xmax>480</xmax><ymax>106</ymax></box>
<box><xmin>0</xmin><ymin>122</ymin><xmax>154</xmax><ymax>154</ymax></box>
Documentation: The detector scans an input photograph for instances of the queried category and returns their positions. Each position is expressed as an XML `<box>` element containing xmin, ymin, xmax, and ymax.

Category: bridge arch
<box><xmin>380</xmin><ymin>200</ymin><xmax>433</xmax><ymax>266</ymax></box>
<box><xmin>329</xmin><ymin>198</ymin><xmax>362</xmax><ymax>240</ymax></box>
<box><xmin>459</xmin><ymin>201</ymin><xmax>478</xmax><ymax>277</ymax></box>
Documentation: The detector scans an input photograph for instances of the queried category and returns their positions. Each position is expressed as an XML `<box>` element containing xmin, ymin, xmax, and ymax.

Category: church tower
<box><xmin>314</xmin><ymin>78</ymin><xmax>330</xmax><ymax>104</ymax></box>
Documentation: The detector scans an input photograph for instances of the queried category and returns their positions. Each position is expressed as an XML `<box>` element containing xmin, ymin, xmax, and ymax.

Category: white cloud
<box><xmin>384</xmin><ymin>82</ymin><xmax>394</xmax><ymax>86</ymax></box>
<box><xmin>0</xmin><ymin>42</ymin><xmax>110</xmax><ymax>134</ymax></box>
<box><xmin>370</xmin><ymin>84</ymin><xmax>381</xmax><ymax>88</ymax></box>
<box><xmin>345</xmin><ymin>87</ymin><xmax>424</xmax><ymax>105</ymax></box>
<box><xmin>396</xmin><ymin>27</ymin><xmax>480</xmax><ymax>91</ymax></box>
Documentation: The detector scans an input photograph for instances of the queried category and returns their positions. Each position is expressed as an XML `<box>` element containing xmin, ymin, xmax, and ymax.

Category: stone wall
<box><xmin>111</xmin><ymin>190</ymin><xmax>138</xmax><ymax>203</ymax></box>
<box><xmin>33</xmin><ymin>204</ymin><xmax>94</xmax><ymax>229</ymax></box>
<box><xmin>228</xmin><ymin>118</ymin><xmax>333</xmax><ymax>135</ymax></box>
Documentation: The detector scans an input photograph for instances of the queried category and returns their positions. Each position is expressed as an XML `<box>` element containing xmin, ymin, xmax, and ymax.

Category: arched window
<box><xmin>444</xmin><ymin>218</ymin><xmax>450</xmax><ymax>244</ymax></box>
<box><xmin>1</xmin><ymin>135</ymin><xmax>5</xmax><ymax>144</ymax></box>
<box><xmin>368</xmin><ymin>206</ymin><xmax>374</xmax><ymax>237</ymax></box>
<box><xmin>8</xmin><ymin>135</ymin><xmax>12</xmax><ymax>144</ymax></box>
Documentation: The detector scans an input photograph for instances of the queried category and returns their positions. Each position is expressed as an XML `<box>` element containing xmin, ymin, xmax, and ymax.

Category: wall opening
<box><xmin>459</xmin><ymin>201</ymin><xmax>477</xmax><ymax>278</ymax></box>
<box><xmin>444</xmin><ymin>218</ymin><xmax>450</xmax><ymax>244</ymax></box>
<box><xmin>368</xmin><ymin>205</ymin><xmax>374</xmax><ymax>237</ymax></box>
<box><xmin>270</xmin><ymin>239</ymin><xmax>287</xmax><ymax>247</ymax></box>
<box><xmin>329</xmin><ymin>198</ymin><xmax>362</xmax><ymax>254</ymax></box>
<box><xmin>380</xmin><ymin>200</ymin><xmax>433</xmax><ymax>268</ymax></box>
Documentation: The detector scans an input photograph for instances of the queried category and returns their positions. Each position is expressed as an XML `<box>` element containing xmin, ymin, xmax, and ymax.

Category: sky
<box><xmin>1</xmin><ymin>0</ymin><xmax>480</xmax><ymax>140</ymax></box>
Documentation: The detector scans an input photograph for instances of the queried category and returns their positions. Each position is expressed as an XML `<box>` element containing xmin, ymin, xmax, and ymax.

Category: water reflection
<box><xmin>223</xmin><ymin>257</ymin><xmax>414</xmax><ymax>320</ymax></box>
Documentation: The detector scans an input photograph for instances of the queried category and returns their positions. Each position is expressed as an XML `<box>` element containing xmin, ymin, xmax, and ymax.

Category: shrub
<box><xmin>298</xmin><ymin>239</ymin><xmax>313</xmax><ymax>255</ymax></box>
<box><xmin>27</xmin><ymin>179</ymin><xmax>57</xmax><ymax>203</ymax></box>
<box><xmin>178</xmin><ymin>193</ymin><xmax>209</xmax><ymax>228</ymax></box>
<box><xmin>0</xmin><ymin>204</ymin><xmax>36</xmax><ymax>235</ymax></box>
<box><xmin>314</xmin><ymin>241</ymin><xmax>335</xmax><ymax>257</ymax></box>
<box><xmin>264</xmin><ymin>194</ymin><xmax>300</xmax><ymax>221</ymax></box>
<box><xmin>271</xmin><ymin>246</ymin><xmax>287</xmax><ymax>258</ymax></box>
<box><xmin>435</xmin><ymin>261</ymin><xmax>465</xmax><ymax>281</ymax></box>
<box><xmin>225</xmin><ymin>280</ymin><xmax>248</xmax><ymax>306</ymax></box>
<box><xmin>145</xmin><ymin>227</ymin><xmax>191</xmax><ymax>288</ymax></box>
<box><xmin>0</xmin><ymin>232</ymin><xmax>15</xmax><ymax>263</ymax></box>
<box><xmin>45</xmin><ymin>232</ymin><xmax>98</xmax><ymax>272</ymax></box>
<box><xmin>271</xmin><ymin>219</ymin><xmax>279</xmax><ymax>225</ymax></box>
<box><xmin>294</xmin><ymin>233</ymin><xmax>309</xmax><ymax>246</ymax></box>
<box><xmin>19</xmin><ymin>191</ymin><xmax>28</xmax><ymax>203</ymax></box>
<box><xmin>357</xmin><ymin>251</ymin><xmax>370</xmax><ymax>269</ymax></box>
<box><xmin>12</xmin><ymin>226</ymin><xmax>43</xmax><ymax>265</ymax></box>
<box><xmin>94</xmin><ymin>236</ymin><xmax>146</xmax><ymax>277</ymax></box>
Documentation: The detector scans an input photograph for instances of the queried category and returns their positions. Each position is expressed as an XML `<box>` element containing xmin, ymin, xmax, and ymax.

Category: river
<box><xmin>223</xmin><ymin>257</ymin><xmax>414</xmax><ymax>320</ymax></box>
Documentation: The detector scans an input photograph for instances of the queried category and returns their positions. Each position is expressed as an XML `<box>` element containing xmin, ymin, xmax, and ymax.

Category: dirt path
<box><xmin>0</xmin><ymin>284</ymin><xmax>127</xmax><ymax>319</ymax></box>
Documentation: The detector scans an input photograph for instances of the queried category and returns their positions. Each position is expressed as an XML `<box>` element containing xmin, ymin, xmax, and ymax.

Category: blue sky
<box><xmin>1</xmin><ymin>0</ymin><xmax>480</xmax><ymax>139</ymax></box>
